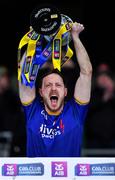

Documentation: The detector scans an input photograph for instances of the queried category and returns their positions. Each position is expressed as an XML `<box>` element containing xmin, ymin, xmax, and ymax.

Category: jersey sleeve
<box><xmin>22</xmin><ymin>96</ymin><xmax>42</xmax><ymax>123</ymax></box>
<box><xmin>69</xmin><ymin>97</ymin><xmax>89</xmax><ymax>125</ymax></box>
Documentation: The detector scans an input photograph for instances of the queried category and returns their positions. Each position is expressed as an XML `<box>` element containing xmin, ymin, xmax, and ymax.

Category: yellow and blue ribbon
<box><xmin>17</xmin><ymin>22</ymin><xmax>73</xmax><ymax>88</ymax></box>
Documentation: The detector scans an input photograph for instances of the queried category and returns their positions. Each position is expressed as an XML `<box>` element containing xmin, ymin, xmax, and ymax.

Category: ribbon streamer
<box><xmin>17</xmin><ymin>22</ymin><xmax>73</xmax><ymax>87</ymax></box>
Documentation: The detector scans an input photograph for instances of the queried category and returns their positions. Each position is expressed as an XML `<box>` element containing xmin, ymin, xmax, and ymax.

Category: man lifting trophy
<box><xmin>18</xmin><ymin>4</ymin><xmax>92</xmax><ymax>157</ymax></box>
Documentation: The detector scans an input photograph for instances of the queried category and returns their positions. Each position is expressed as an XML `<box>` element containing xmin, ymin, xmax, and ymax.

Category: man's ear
<box><xmin>39</xmin><ymin>88</ymin><xmax>43</xmax><ymax>97</ymax></box>
<box><xmin>64</xmin><ymin>88</ymin><xmax>67</xmax><ymax>97</ymax></box>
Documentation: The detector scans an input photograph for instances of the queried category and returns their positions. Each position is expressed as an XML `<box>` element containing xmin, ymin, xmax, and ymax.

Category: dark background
<box><xmin>0</xmin><ymin>0</ymin><xmax>115</xmax><ymax>73</ymax></box>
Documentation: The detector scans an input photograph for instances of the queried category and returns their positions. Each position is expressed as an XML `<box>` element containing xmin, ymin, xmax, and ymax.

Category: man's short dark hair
<box><xmin>36</xmin><ymin>68</ymin><xmax>67</xmax><ymax>88</ymax></box>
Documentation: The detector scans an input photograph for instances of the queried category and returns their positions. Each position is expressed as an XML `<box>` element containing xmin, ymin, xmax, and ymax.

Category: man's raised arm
<box><xmin>18</xmin><ymin>53</ymin><xmax>36</xmax><ymax>105</ymax></box>
<box><xmin>71</xmin><ymin>22</ymin><xmax>92</xmax><ymax>104</ymax></box>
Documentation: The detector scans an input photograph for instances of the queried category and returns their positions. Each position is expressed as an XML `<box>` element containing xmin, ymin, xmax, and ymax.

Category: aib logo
<box><xmin>51</xmin><ymin>161</ymin><xmax>67</xmax><ymax>177</ymax></box>
<box><xmin>75</xmin><ymin>164</ymin><xmax>90</xmax><ymax>176</ymax></box>
<box><xmin>2</xmin><ymin>164</ymin><xmax>17</xmax><ymax>176</ymax></box>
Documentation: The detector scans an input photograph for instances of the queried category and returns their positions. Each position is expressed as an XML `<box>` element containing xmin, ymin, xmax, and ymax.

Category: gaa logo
<box><xmin>90</xmin><ymin>163</ymin><xmax>115</xmax><ymax>176</ymax></box>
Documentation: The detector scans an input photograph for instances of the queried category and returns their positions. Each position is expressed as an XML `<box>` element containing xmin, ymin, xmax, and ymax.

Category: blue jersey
<box><xmin>23</xmin><ymin>97</ymin><xmax>89</xmax><ymax>157</ymax></box>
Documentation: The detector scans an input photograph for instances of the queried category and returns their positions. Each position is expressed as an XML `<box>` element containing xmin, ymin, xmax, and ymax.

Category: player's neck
<box><xmin>45</xmin><ymin>105</ymin><xmax>64</xmax><ymax>115</ymax></box>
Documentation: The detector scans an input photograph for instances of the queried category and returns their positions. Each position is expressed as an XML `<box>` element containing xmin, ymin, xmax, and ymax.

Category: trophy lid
<box><xmin>30</xmin><ymin>4</ymin><xmax>61</xmax><ymax>35</ymax></box>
